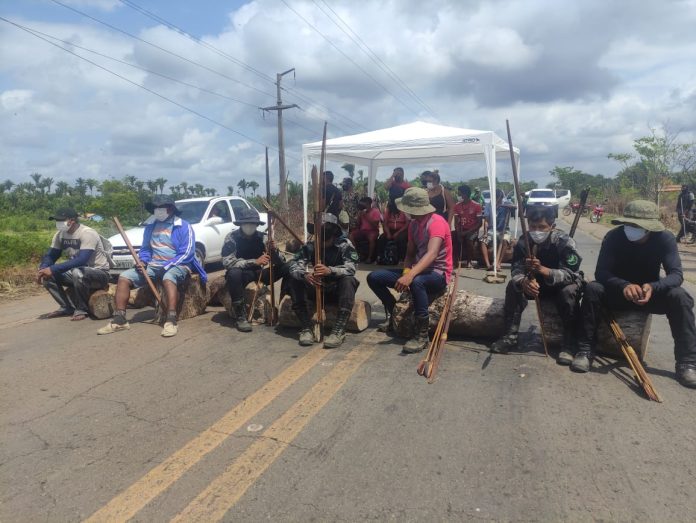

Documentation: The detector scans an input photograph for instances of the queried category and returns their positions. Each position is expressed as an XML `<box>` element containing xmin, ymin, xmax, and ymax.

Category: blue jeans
<box><xmin>367</xmin><ymin>269</ymin><xmax>447</xmax><ymax>318</ymax></box>
<box><xmin>120</xmin><ymin>264</ymin><xmax>190</xmax><ymax>288</ymax></box>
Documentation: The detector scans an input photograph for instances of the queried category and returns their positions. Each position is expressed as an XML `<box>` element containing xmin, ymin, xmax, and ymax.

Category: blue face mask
<box><xmin>624</xmin><ymin>225</ymin><xmax>648</xmax><ymax>242</ymax></box>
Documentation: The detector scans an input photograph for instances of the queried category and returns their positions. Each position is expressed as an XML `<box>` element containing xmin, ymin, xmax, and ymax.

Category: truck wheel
<box><xmin>195</xmin><ymin>246</ymin><xmax>205</xmax><ymax>266</ymax></box>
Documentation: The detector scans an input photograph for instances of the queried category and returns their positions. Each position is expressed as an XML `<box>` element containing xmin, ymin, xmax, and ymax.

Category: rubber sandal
<box><xmin>71</xmin><ymin>314</ymin><xmax>88</xmax><ymax>321</ymax></box>
<box><xmin>44</xmin><ymin>310</ymin><xmax>73</xmax><ymax>319</ymax></box>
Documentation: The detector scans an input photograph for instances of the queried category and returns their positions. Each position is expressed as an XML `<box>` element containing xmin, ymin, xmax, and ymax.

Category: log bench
<box><xmin>219</xmin><ymin>281</ymin><xmax>273</xmax><ymax>325</ymax></box>
<box><xmin>392</xmin><ymin>290</ymin><xmax>651</xmax><ymax>360</ymax></box>
<box><xmin>277</xmin><ymin>295</ymin><xmax>371</xmax><ymax>332</ymax></box>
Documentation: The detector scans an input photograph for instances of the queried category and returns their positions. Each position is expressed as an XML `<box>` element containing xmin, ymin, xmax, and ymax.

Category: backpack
<box><xmin>379</xmin><ymin>240</ymin><xmax>399</xmax><ymax>266</ymax></box>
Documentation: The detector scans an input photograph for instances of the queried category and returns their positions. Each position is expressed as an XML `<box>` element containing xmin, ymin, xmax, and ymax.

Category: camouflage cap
<box><xmin>611</xmin><ymin>199</ymin><xmax>665</xmax><ymax>232</ymax></box>
<box><xmin>395</xmin><ymin>187</ymin><xmax>435</xmax><ymax>216</ymax></box>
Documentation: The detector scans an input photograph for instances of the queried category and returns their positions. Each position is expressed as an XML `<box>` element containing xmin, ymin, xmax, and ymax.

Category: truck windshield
<box><xmin>530</xmin><ymin>190</ymin><xmax>555</xmax><ymax>198</ymax></box>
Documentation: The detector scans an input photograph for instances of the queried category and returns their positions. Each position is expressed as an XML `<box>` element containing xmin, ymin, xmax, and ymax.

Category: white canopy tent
<box><xmin>301</xmin><ymin>121</ymin><xmax>521</xmax><ymax>271</ymax></box>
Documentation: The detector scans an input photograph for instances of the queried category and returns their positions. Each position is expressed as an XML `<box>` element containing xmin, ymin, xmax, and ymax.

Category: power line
<box><xmin>280</xmin><ymin>0</ymin><xmax>422</xmax><ymax>117</ymax></box>
<box><xmin>0</xmin><ymin>16</ymin><xmax>302</xmax><ymax>161</ymax></box>
<box><xmin>315</xmin><ymin>0</ymin><xmax>437</xmax><ymax>118</ymax></box>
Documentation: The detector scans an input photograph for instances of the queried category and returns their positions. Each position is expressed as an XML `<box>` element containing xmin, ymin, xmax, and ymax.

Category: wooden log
<box><xmin>219</xmin><ymin>281</ymin><xmax>270</xmax><ymax>325</ymax></box>
<box><xmin>277</xmin><ymin>295</ymin><xmax>371</xmax><ymax>332</ymax></box>
<box><xmin>206</xmin><ymin>270</ymin><xmax>226</xmax><ymax>306</ymax></box>
<box><xmin>129</xmin><ymin>287</ymin><xmax>154</xmax><ymax>309</ymax></box>
<box><xmin>154</xmin><ymin>274</ymin><xmax>208</xmax><ymax>323</ymax></box>
<box><xmin>88</xmin><ymin>289</ymin><xmax>114</xmax><ymax>319</ymax></box>
<box><xmin>392</xmin><ymin>289</ymin><xmax>651</xmax><ymax>360</ymax></box>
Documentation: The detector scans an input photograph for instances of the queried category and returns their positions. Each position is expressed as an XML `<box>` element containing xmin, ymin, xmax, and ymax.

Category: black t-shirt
<box><xmin>595</xmin><ymin>226</ymin><xmax>683</xmax><ymax>294</ymax></box>
<box><xmin>323</xmin><ymin>184</ymin><xmax>343</xmax><ymax>217</ymax></box>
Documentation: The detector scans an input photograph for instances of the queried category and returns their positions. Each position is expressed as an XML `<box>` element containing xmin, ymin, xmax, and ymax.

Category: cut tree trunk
<box><xmin>392</xmin><ymin>290</ymin><xmax>651</xmax><ymax>360</ymax></box>
<box><xmin>154</xmin><ymin>274</ymin><xmax>208</xmax><ymax>323</ymax></box>
<box><xmin>277</xmin><ymin>295</ymin><xmax>371</xmax><ymax>332</ymax></box>
<box><xmin>88</xmin><ymin>289</ymin><xmax>114</xmax><ymax>319</ymax></box>
<box><xmin>219</xmin><ymin>281</ymin><xmax>271</xmax><ymax>325</ymax></box>
<box><xmin>206</xmin><ymin>270</ymin><xmax>226</xmax><ymax>306</ymax></box>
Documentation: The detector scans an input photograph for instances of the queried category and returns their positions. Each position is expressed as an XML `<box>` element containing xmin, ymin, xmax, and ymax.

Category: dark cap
<box><xmin>233</xmin><ymin>207</ymin><xmax>265</xmax><ymax>226</ymax></box>
<box><xmin>49</xmin><ymin>208</ymin><xmax>78</xmax><ymax>220</ymax></box>
<box><xmin>145</xmin><ymin>194</ymin><xmax>181</xmax><ymax>215</ymax></box>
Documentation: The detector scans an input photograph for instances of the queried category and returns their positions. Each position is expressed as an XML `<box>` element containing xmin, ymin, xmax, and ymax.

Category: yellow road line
<box><xmin>171</xmin><ymin>332</ymin><xmax>380</xmax><ymax>523</ymax></box>
<box><xmin>85</xmin><ymin>346</ymin><xmax>328</xmax><ymax>523</ymax></box>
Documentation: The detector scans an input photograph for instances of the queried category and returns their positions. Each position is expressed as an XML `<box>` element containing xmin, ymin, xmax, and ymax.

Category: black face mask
<box><xmin>358</xmin><ymin>204</ymin><xmax>367</xmax><ymax>210</ymax></box>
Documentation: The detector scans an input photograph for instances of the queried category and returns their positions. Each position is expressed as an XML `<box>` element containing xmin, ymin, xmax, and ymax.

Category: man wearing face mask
<box><xmin>572</xmin><ymin>200</ymin><xmax>696</xmax><ymax>388</ymax></box>
<box><xmin>490</xmin><ymin>205</ymin><xmax>582</xmax><ymax>361</ymax></box>
<box><xmin>221</xmin><ymin>208</ymin><xmax>285</xmax><ymax>332</ymax></box>
<box><xmin>97</xmin><ymin>195</ymin><xmax>206</xmax><ymax>337</ymax></box>
<box><xmin>367</xmin><ymin>187</ymin><xmax>453</xmax><ymax>353</ymax></box>
<box><xmin>37</xmin><ymin>208</ymin><xmax>111</xmax><ymax>320</ymax></box>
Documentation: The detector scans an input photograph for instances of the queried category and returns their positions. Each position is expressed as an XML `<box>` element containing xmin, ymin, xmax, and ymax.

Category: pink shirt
<box><xmin>408</xmin><ymin>213</ymin><xmax>453</xmax><ymax>283</ymax></box>
<box><xmin>359</xmin><ymin>208</ymin><xmax>382</xmax><ymax>232</ymax></box>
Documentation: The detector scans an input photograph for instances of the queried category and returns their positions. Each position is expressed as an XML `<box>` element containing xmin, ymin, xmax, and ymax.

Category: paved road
<box><xmin>2</xmin><ymin>224</ymin><xmax>696</xmax><ymax>521</ymax></box>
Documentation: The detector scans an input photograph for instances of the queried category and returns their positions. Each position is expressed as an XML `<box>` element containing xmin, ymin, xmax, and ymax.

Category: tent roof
<box><xmin>302</xmin><ymin>121</ymin><xmax>518</xmax><ymax>166</ymax></box>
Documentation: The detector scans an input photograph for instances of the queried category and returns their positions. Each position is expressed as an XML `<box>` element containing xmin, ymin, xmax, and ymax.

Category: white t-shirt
<box><xmin>50</xmin><ymin>224</ymin><xmax>110</xmax><ymax>270</ymax></box>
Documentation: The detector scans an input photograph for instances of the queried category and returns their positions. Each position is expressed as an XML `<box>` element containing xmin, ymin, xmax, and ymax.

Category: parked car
<box><xmin>108</xmin><ymin>196</ymin><xmax>268</xmax><ymax>273</ymax></box>
<box><xmin>525</xmin><ymin>188</ymin><xmax>571</xmax><ymax>215</ymax></box>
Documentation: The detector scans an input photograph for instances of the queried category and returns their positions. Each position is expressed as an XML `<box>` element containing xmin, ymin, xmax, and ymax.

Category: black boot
<box><xmin>557</xmin><ymin>327</ymin><xmax>576</xmax><ymax>365</ymax></box>
<box><xmin>231</xmin><ymin>300</ymin><xmax>252</xmax><ymax>332</ymax></box>
<box><xmin>324</xmin><ymin>308</ymin><xmax>351</xmax><ymax>349</ymax></box>
<box><xmin>570</xmin><ymin>343</ymin><xmax>593</xmax><ymax>373</ymax></box>
<box><xmin>294</xmin><ymin>306</ymin><xmax>315</xmax><ymax>346</ymax></box>
<box><xmin>402</xmin><ymin>315</ymin><xmax>430</xmax><ymax>354</ymax></box>
<box><xmin>676</xmin><ymin>363</ymin><xmax>696</xmax><ymax>389</ymax></box>
<box><xmin>490</xmin><ymin>312</ymin><xmax>521</xmax><ymax>354</ymax></box>
<box><xmin>377</xmin><ymin>304</ymin><xmax>395</xmax><ymax>334</ymax></box>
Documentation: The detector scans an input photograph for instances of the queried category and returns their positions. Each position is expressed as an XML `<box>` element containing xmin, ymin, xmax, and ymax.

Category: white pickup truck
<box><xmin>108</xmin><ymin>196</ymin><xmax>268</xmax><ymax>272</ymax></box>
<box><xmin>525</xmin><ymin>189</ymin><xmax>571</xmax><ymax>215</ymax></box>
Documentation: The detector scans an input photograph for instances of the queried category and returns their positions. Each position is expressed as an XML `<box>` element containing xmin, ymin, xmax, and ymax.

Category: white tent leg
<box><xmin>302</xmin><ymin>155</ymin><xmax>309</xmax><ymax>242</ymax></box>
<box><xmin>483</xmin><ymin>145</ymin><xmax>497</xmax><ymax>275</ymax></box>
<box><xmin>368</xmin><ymin>160</ymin><xmax>375</xmax><ymax>200</ymax></box>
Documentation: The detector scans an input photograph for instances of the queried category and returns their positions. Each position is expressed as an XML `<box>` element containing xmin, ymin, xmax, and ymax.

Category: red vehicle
<box><xmin>562</xmin><ymin>201</ymin><xmax>590</xmax><ymax>216</ymax></box>
<box><xmin>590</xmin><ymin>202</ymin><xmax>605</xmax><ymax>223</ymax></box>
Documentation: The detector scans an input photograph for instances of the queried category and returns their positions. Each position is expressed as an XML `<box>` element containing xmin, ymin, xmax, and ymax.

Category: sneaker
<box><xmin>490</xmin><ymin>334</ymin><xmax>518</xmax><ymax>354</ymax></box>
<box><xmin>557</xmin><ymin>349</ymin><xmax>574</xmax><ymax>366</ymax></box>
<box><xmin>97</xmin><ymin>321</ymin><xmax>130</xmax><ymax>335</ymax></box>
<box><xmin>298</xmin><ymin>328</ymin><xmax>315</xmax><ymax>346</ymax></box>
<box><xmin>676</xmin><ymin>363</ymin><xmax>696</xmax><ymax>389</ymax></box>
<box><xmin>323</xmin><ymin>331</ymin><xmax>345</xmax><ymax>349</ymax></box>
<box><xmin>570</xmin><ymin>351</ymin><xmax>592</xmax><ymax>373</ymax></box>
<box><xmin>161</xmin><ymin>321</ymin><xmax>178</xmax><ymax>337</ymax></box>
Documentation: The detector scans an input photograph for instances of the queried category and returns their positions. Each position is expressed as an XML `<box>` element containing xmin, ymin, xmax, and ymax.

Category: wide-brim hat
<box><xmin>145</xmin><ymin>194</ymin><xmax>181</xmax><ymax>215</ymax></box>
<box><xmin>307</xmin><ymin>212</ymin><xmax>341</xmax><ymax>235</ymax></box>
<box><xmin>233</xmin><ymin>207</ymin><xmax>265</xmax><ymax>226</ymax></box>
<box><xmin>49</xmin><ymin>207</ymin><xmax>78</xmax><ymax>220</ymax></box>
<box><xmin>610</xmin><ymin>199</ymin><xmax>665</xmax><ymax>232</ymax></box>
<box><xmin>395</xmin><ymin>187</ymin><xmax>435</xmax><ymax>216</ymax></box>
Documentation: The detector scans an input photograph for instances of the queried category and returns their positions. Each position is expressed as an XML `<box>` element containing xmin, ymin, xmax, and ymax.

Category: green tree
<box><xmin>247</xmin><ymin>181</ymin><xmax>259</xmax><ymax>196</ymax></box>
<box><xmin>55</xmin><ymin>181</ymin><xmax>70</xmax><ymax>197</ymax></box>
<box><xmin>341</xmin><ymin>163</ymin><xmax>355</xmax><ymax>179</ymax></box>
<box><xmin>43</xmin><ymin>177</ymin><xmax>54</xmax><ymax>194</ymax></box>
<box><xmin>86</xmin><ymin>178</ymin><xmax>99</xmax><ymax>195</ymax></box>
<box><xmin>237</xmin><ymin>179</ymin><xmax>248</xmax><ymax>197</ymax></box>
<box><xmin>30</xmin><ymin>173</ymin><xmax>42</xmax><ymax>192</ymax></box>
<box><xmin>155</xmin><ymin>177</ymin><xmax>168</xmax><ymax>194</ymax></box>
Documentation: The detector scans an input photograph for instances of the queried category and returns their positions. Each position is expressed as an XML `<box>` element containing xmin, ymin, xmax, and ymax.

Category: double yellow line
<box><xmin>86</xmin><ymin>332</ymin><xmax>379</xmax><ymax>522</ymax></box>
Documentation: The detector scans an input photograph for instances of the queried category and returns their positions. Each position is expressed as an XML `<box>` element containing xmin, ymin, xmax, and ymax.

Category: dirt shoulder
<box><xmin>559</xmin><ymin>213</ymin><xmax>696</xmax><ymax>286</ymax></box>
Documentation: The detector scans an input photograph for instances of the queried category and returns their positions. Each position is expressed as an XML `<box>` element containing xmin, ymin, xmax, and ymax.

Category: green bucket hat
<box><xmin>396</xmin><ymin>187</ymin><xmax>435</xmax><ymax>216</ymax></box>
<box><xmin>611</xmin><ymin>200</ymin><xmax>665</xmax><ymax>232</ymax></box>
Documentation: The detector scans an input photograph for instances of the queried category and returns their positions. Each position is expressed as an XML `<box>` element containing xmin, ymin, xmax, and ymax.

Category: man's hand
<box><xmin>635</xmin><ymin>283</ymin><xmax>653</xmax><ymax>305</ymax></box>
<box><xmin>395</xmin><ymin>273</ymin><xmax>414</xmax><ymax>292</ymax></box>
<box><xmin>623</xmin><ymin>283</ymin><xmax>645</xmax><ymax>303</ymax></box>
<box><xmin>521</xmin><ymin>276</ymin><xmax>540</xmax><ymax>298</ymax></box>
<box><xmin>256</xmin><ymin>253</ymin><xmax>271</xmax><ymax>266</ymax></box>
<box><xmin>135</xmin><ymin>263</ymin><xmax>147</xmax><ymax>274</ymax></box>
<box><xmin>37</xmin><ymin>267</ymin><xmax>52</xmax><ymax>283</ymax></box>
<box><xmin>525</xmin><ymin>257</ymin><xmax>542</xmax><ymax>274</ymax></box>
<box><xmin>313</xmin><ymin>263</ymin><xmax>332</xmax><ymax>277</ymax></box>
<box><xmin>304</xmin><ymin>273</ymin><xmax>320</xmax><ymax>287</ymax></box>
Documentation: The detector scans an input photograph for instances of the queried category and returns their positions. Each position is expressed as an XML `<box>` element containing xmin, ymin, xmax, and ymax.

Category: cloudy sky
<box><xmin>2</xmin><ymin>0</ymin><xmax>696</xmax><ymax>194</ymax></box>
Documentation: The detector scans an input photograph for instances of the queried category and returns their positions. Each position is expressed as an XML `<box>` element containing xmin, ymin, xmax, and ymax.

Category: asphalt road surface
<box><xmin>2</xmin><ymin>224</ymin><xmax>696</xmax><ymax>522</ymax></box>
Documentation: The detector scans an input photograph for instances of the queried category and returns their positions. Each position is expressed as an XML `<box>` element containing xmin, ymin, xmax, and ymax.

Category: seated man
<box><xmin>287</xmin><ymin>213</ymin><xmax>359</xmax><ymax>349</ymax></box>
<box><xmin>452</xmin><ymin>184</ymin><xmax>482</xmax><ymax>268</ymax></box>
<box><xmin>490</xmin><ymin>205</ymin><xmax>582</xmax><ymax>363</ymax></box>
<box><xmin>572</xmin><ymin>200</ymin><xmax>696</xmax><ymax>388</ymax></box>
<box><xmin>221</xmin><ymin>208</ymin><xmax>285</xmax><ymax>332</ymax></box>
<box><xmin>480</xmin><ymin>189</ymin><xmax>513</xmax><ymax>271</ymax></box>
<box><xmin>367</xmin><ymin>187</ymin><xmax>453</xmax><ymax>354</ymax></box>
<box><xmin>37</xmin><ymin>207</ymin><xmax>111</xmax><ymax>321</ymax></box>
<box><xmin>349</xmin><ymin>196</ymin><xmax>381</xmax><ymax>263</ymax></box>
<box><xmin>97</xmin><ymin>195</ymin><xmax>207</xmax><ymax>338</ymax></box>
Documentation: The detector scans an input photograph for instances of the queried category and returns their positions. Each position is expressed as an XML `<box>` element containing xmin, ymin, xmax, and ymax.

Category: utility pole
<box><xmin>262</xmin><ymin>68</ymin><xmax>298</xmax><ymax>213</ymax></box>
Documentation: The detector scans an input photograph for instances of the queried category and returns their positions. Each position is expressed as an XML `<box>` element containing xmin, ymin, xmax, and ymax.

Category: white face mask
<box><xmin>153</xmin><ymin>208</ymin><xmax>169</xmax><ymax>221</ymax></box>
<box><xmin>55</xmin><ymin>221</ymin><xmax>69</xmax><ymax>232</ymax></box>
<box><xmin>426</xmin><ymin>182</ymin><xmax>435</xmax><ymax>190</ymax></box>
<box><xmin>241</xmin><ymin>224</ymin><xmax>257</xmax><ymax>236</ymax></box>
<box><xmin>529</xmin><ymin>231</ymin><xmax>550</xmax><ymax>244</ymax></box>
<box><xmin>624</xmin><ymin>225</ymin><xmax>648</xmax><ymax>242</ymax></box>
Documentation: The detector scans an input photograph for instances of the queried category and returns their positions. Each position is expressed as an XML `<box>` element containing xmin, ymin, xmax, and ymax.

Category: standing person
<box><xmin>420</xmin><ymin>170</ymin><xmax>456</xmax><ymax>226</ymax></box>
<box><xmin>37</xmin><ymin>208</ymin><xmax>111</xmax><ymax>321</ymax></box>
<box><xmin>490</xmin><ymin>205</ymin><xmax>582</xmax><ymax>363</ymax></box>
<box><xmin>287</xmin><ymin>213</ymin><xmax>359</xmax><ymax>349</ymax></box>
<box><xmin>384</xmin><ymin>167</ymin><xmax>410</xmax><ymax>201</ymax></box>
<box><xmin>480</xmin><ymin>189</ymin><xmax>512</xmax><ymax>271</ymax></box>
<box><xmin>572</xmin><ymin>200</ymin><xmax>696</xmax><ymax>388</ymax></box>
<box><xmin>221</xmin><ymin>208</ymin><xmax>285</xmax><ymax>332</ymax></box>
<box><xmin>367</xmin><ymin>187</ymin><xmax>453</xmax><ymax>353</ymax></box>
<box><xmin>322</xmin><ymin>171</ymin><xmax>343</xmax><ymax>218</ymax></box>
<box><xmin>471</xmin><ymin>186</ymin><xmax>486</xmax><ymax>207</ymax></box>
<box><xmin>97</xmin><ymin>195</ymin><xmax>207</xmax><ymax>338</ymax></box>
<box><xmin>349</xmin><ymin>196</ymin><xmax>382</xmax><ymax>263</ymax></box>
<box><xmin>675</xmin><ymin>184</ymin><xmax>694</xmax><ymax>243</ymax></box>
<box><xmin>377</xmin><ymin>197</ymin><xmax>410</xmax><ymax>264</ymax></box>
<box><xmin>452</xmin><ymin>184</ymin><xmax>482</xmax><ymax>268</ymax></box>
<box><xmin>341</xmin><ymin>177</ymin><xmax>361</xmax><ymax>232</ymax></box>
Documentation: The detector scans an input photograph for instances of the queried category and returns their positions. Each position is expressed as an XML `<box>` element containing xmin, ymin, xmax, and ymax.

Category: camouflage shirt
<box><xmin>288</xmin><ymin>237</ymin><xmax>358</xmax><ymax>279</ymax></box>
<box><xmin>511</xmin><ymin>229</ymin><xmax>582</xmax><ymax>289</ymax></box>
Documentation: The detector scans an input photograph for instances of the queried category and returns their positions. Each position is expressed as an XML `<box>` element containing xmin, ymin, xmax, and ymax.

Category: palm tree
<box><xmin>146</xmin><ymin>180</ymin><xmax>158</xmax><ymax>194</ymax></box>
<box><xmin>123</xmin><ymin>175</ymin><xmax>138</xmax><ymax>190</ymax></box>
<box><xmin>248</xmin><ymin>181</ymin><xmax>259</xmax><ymax>196</ymax></box>
<box><xmin>193</xmin><ymin>183</ymin><xmax>205</xmax><ymax>197</ymax></box>
<box><xmin>74</xmin><ymin>177</ymin><xmax>87</xmax><ymax>196</ymax></box>
<box><xmin>227</xmin><ymin>185</ymin><xmax>235</xmax><ymax>196</ymax></box>
<box><xmin>156</xmin><ymin>177</ymin><xmax>167</xmax><ymax>194</ymax></box>
<box><xmin>180</xmin><ymin>181</ymin><xmax>189</xmax><ymax>196</ymax></box>
<box><xmin>237</xmin><ymin>179</ymin><xmax>248</xmax><ymax>197</ymax></box>
<box><xmin>86</xmin><ymin>178</ymin><xmax>99</xmax><ymax>195</ymax></box>
<box><xmin>30</xmin><ymin>172</ymin><xmax>42</xmax><ymax>191</ymax></box>
<box><xmin>55</xmin><ymin>181</ymin><xmax>70</xmax><ymax>197</ymax></box>
<box><xmin>2</xmin><ymin>180</ymin><xmax>15</xmax><ymax>193</ymax></box>
<box><xmin>42</xmin><ymin>177</ymin><xmax>54</xmax><ymax>194</ymax></box>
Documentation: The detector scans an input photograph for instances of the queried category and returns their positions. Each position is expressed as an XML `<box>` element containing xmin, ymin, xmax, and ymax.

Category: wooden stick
<box><xmin>506</xmin><ymin>119</ymin><xmax>549</xmax><ymax>358</ymax></box>
<box><xmin>112</xmin><ymin>216</ymin><xmax>162</xmax><ymax>306</ymax></box>
<box><xmin>265</xmin><ymin>147</ymin><xmax>278</xmax><ymax>326</ymax></box>
<box><xmin>569</xmin><ymin>186</ymin><xmax>591</xmax><ymax>238</ymax></box>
